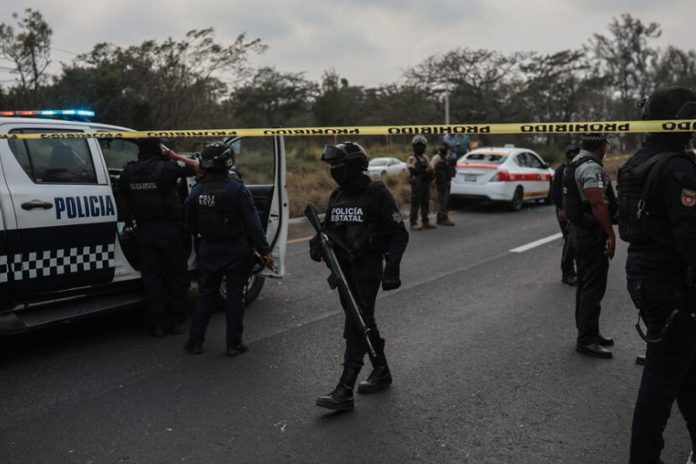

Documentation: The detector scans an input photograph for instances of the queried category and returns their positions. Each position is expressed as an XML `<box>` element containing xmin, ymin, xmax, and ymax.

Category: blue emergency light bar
<box><xmin>0</xmin><ymin>109</ymin><xmax>96</xmax><ymax>118</ymax></box>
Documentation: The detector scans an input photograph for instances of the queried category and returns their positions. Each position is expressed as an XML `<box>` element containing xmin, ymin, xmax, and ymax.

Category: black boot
<box><xmin>316</xmin><ymin>366</ymin><xmax>360</xmax><ymax>412</ymax></box>
<box><xmin>358</xmin><ymin>338</ymin><xmax>392</xmax><ymax>394</ymax></box>
<box><xmin>357</xmin><ymin>365</ymin><xmax>392</xmax><ymax>394</ymax></box>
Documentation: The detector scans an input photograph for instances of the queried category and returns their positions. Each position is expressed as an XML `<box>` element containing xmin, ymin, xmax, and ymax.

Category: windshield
<box><xmin>463</xmin><ymin>153</ymin><xmax>507</xmax><ymax>165</ymax></box>
<box><xmin>369</xmin><ymin>158</ymin><xmax>389</xmax><ymax>167</ymax></box>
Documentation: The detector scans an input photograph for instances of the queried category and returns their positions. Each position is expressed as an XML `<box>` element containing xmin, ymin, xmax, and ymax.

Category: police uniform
<box><xmin>622</xmin><ymin>87</ymin><xmax>696</xmax><ymax>464</ymax></box>
<box><xmin>184</xmin><ymin>146</ymin><xmax>270</xmax><ymax>356</ymax></box>
<box><xmin>431</xmin><ymin>146</ymin><xmax>456</xmax><ymax>226</ymax></box>
<box><xmin>551</xmin><ymin>163</ymin><xmax>577</xmax><ymax>284</ymax></box>
<box><xmin>563</xmin><ymin>139</ymin><xmax>617</xmax><ymax>356</ymax></box>
<box><xmin>551</xmin><ymin>144</ymin><xmax>580</xmax><ymax>285</ymax></box>
<box><xmin>312</xmin><ymin>142</ymin><xmax>409</xmax><ymax>412</ymax></box>
<box><xmin>325</xmin><ymin>180</ymin><xmax>408</xmax><ymax>369</ymax></box>
<box><xmin>119</xmin><ymin>139</ymin><xmax>195</xmax><ymax>335</ymax></box>
<box><xmin>407</xmin><ymin>135</ymin><xmax>435</xmax><ymax>230</ymax></box>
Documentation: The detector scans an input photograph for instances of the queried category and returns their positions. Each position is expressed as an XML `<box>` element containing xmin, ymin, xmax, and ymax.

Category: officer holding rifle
<box><xmin>308</xmin><ymin>141</ymin><xmax>409</xmax><ymax>412</ymax></box>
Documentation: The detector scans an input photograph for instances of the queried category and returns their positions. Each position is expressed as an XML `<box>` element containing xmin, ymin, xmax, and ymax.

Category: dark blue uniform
<box><xmin>625</xmin><ymin>135</ymin><xmax>696</xmax><ymax>463</ymax></box>
<box><xmin>323</xmin><ymin>178</ymin><xmax>409</xmax><ymax>368</ymax></box>
<box><xmin>119</xmin><ymin>157</ymin><xmax>195</xmax><ymax>332</ymax></box>
<box><xmin>551</xmin><ymin>163</ymin><xmax>577</xmax><ymax>281</ymax></box>
<box><xmin>184</xmin><ymin>172</ymin><xmax>270</xmax><ymax>349</ymax></box>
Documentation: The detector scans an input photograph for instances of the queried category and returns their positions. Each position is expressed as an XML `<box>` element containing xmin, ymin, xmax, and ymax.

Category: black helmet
<box><xmin>640</xmin><ymin>86</ymin><xmax>696</xmax><ymax>120</ymax></box>
<box><xmin>411</xmin><ymin>134</ymin><xmax>427</xmax><ymax>147</ymax></box>
<box><xmin>566</xmin><ymin>142</ymin><xmax>581</xmax><ymax>160</ymax></box>
<box><xmin>200</xmin><ymin>142</ymin><xmax>235</xmax><ymax>170</ymax></box>
<box><xmin>136</xmin><ymin>137</ymin><xmax>163</xmax><ymax>158</ymax></box>
<box><xmin>321</xmin><ymin>142</ymin><xmax>368</xmax><ymax>169</ymax></box>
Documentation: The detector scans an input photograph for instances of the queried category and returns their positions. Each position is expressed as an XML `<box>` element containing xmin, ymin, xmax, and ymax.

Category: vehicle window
<box><xmin>8</xmin><ymin>129</ymin><xmax>97</xmax><ymax>184</ymax></box>
<box><xmin>515</xmin><ymin>154</ymin><xmax>528</xmax><ymax>167</ymax></box>
<box><xmin>465</xmin><ymin>153</ymin><xmax>507</xmax><ymax>165</ymax></box>
<box><xmin>233</xmin><ymin>137</ymin><xmax>275</xmax><ymax>185</ymax></box>
<box><xmin>370</xmin><ymin>159</ymin><xmax>389</xmax><ymax>167</ymax></box>
<box><xmin>99</xmin><ymin>138</ymin><xmax>140</xmax><ymax>182</ymax></box>
<box><xmin>525</xmin><ymin>153</ymin><xmax>545</xmax><ymax>169</ymax></box>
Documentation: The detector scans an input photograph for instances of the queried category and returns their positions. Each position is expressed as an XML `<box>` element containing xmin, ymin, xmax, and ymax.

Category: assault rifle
<box><xmin>304</xmin><ymin>202</ymin><xmax>377</xmax><ymax>358</ymax></box>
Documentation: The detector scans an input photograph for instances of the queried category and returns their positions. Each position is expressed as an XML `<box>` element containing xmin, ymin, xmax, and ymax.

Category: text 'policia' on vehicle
<box><xmin>0</xmin><ymin>110</ymin><xmax>289</xmax><ymax>333</ymax></box>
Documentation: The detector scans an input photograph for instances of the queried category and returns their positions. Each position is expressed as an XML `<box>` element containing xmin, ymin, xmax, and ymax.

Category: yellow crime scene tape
<box><xmin>1</xmin><ymin>120</ymin><xmax>695</xmax><ymax>140</ymax></box>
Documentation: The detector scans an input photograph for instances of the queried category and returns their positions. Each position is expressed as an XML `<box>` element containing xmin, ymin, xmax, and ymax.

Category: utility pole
<box><xmin>444</xmin><ymin>93</ymin><xmax>450</xmax><ymax>124</ymax></box>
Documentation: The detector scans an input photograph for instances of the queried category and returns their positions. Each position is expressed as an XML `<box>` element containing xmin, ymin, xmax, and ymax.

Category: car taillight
<box><xmin>489</xmin><ymin>170</ymin><xmax>511</xmax><ymax>182</ymax></box>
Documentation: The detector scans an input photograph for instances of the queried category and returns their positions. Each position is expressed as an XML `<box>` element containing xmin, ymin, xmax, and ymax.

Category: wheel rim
<box><xmin>513</xmin><ymin>189</ymin><xmax>523</xmax><ymax>209</ymax></box>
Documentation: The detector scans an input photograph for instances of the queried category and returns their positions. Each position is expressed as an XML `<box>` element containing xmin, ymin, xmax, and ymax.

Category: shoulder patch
<box><xmin>681</xmin><ymin>188</ymin><xmax>696</xmax><ymax>207</ymax></box>
<box><xmin>392</xmin><ymin>210</ymin><xmax>404</xmax><ymax>224</ymax></box>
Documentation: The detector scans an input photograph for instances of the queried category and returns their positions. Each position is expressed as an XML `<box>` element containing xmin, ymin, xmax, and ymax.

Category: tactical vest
<box><xmin>562</xmin><ymin>157</ymin><xmax>594</xmax><ymax>225</ymax></box>
<box><xmin>124</xmin><ymin>159</ymin><xmax>181</xmax><ymax>223</ymax></box>
<box><xmin>326</xmin><ymin>182</ymin><xmax>384</xmax><ymax>258</ymax></box>
<box><xmin>434</xmin><ymin>156</ymin><xmax>454</xmax><ymax>184</ymax></box>
<box><xmin>411</xmin><ymin>155</ymin><xmax>433</xmax><ymax>183</ymax></box>
<box><xmin>617</xmin><ymin>151</ymin><xmax>684</xmax><ymax>244</ymax></box>
<box><xmin>195</xmin><ymin>178</ymin><xmax>245</xmax><ymax>240</ymax></box>
<box><xmin>562</xmin><ymin>156</ymin><xmax>617</xmax><ymax>227</ymax></box>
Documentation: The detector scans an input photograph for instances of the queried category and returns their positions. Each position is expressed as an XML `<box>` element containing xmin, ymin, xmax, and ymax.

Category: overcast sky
<box><xmin>1</xmin><ymin>0</ymin><xmax>695</xmax><ymax>87</ymax></box>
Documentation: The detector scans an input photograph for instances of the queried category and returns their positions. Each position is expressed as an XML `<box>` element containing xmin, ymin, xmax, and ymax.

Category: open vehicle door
<box><xmin>216</xmin><ymin>136</ymin><xmax>287</xmax><ymax>305</ymax></box>
<box><xmin>100</xmin><ymin>134</ymin><xmax>288</xmax><ymax>307</ymax></box>
<box><xmin>225</xmin><ymin>136</ymin><xmax>287</xmax><ymax>278</ymax></box>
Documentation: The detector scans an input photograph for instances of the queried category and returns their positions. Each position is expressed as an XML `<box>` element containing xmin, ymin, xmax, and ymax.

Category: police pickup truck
<box><xmin>0</xmin><ymin>111</ymin><xmax>288</xmax><ymax>333</ymax></box>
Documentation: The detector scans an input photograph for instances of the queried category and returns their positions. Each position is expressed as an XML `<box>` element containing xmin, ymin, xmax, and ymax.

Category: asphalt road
<box><xmin>0</xmin><ymin>203</ymin><xmax>691</xmax><ymax>464</ymax></box>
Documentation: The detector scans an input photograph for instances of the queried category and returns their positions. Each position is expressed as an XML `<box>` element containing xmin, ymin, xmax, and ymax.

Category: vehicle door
<box><xmin>522</xmin><ymin>152</ymin><xmax>551</xmax><ymax>198</ymax></box>
<box><xmin>96</xmin><ymin>136</ymin><xmax>150</xmax><ymax>276</ymax></box>
<box><xmin>0</xmin><ymin>124</ymin><xmax>117</xmax><ymax>302</ymax></box>
<box><xmin>225</xmin><ymin>136</ymin><xmax>287</xmax><ymax>278</ymax></box>
<box><xmin>0</xmin><ymin>176</ymin><xmax>10</xmax><ymax>309</ymax></box>
<box><xmin>512</xmin><ymin>153</ymin><xmax>535</xmax><ymax>196</ymax></box>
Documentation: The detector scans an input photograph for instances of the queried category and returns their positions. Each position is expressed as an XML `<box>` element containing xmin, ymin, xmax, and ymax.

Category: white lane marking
<box><xmin>510</xmin><ymin>233</ymin><xmax>563</xmax><ymax>253</ymax></box>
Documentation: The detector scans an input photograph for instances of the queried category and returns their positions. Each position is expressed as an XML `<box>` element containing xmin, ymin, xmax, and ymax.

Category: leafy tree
<box><xmin>587</xmin><ymin>13</ymin><xmax>661</xmax><ymax>120</ymax></box>
<box><xmin>225</xmin><ymin>67</ymin><xmax>318</xmax><ymax>127</ymax></box>
<box><xmin>51</xmin><ymin>29</ymin><xmax>266</xmax><ymax>129</ymax></box>
<box><xmin>314</xmin><ymin>69</ymin><xmax>366</xmax><ymax>126</ymax></box>
<box><xmin>405</xmin><ymin>48</ymin><xmax>525</xmax><ymax>124</ymax></box>
<box><xmin>652</xmin><ymin>46</ymin><xmax>696</xmax><ymax>89</ymax></box>
<box><xmin>0</xmin><ymin>8</ymin><xmax>52</xmax><ymax>99</ymax></box>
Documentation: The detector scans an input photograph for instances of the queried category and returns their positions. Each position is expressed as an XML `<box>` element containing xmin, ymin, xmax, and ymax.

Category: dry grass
<box><xmin>602</xmin><ymin>153</ymin><xmax>631</xmax><ymax>181</ymax></box>
<box><xmin>287</xmin><ymin>169</ymin><xmax>335</xmax><ymax>217</ymax></box>
<box><xmin>287</xmin><ymin>169</ymin><xmax>416</xmax><ymax>217</ymax></box>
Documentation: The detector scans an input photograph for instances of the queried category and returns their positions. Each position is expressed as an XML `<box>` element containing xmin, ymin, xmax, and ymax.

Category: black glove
<box><xmin>382</xmin><ymin>264</ymin><xmax>401</xmax><ymax>291</ymax></box>
<box><xmin>309</xmin><ymin>234</ymin><xmax>323</xmax><ymax>262</ymax></box>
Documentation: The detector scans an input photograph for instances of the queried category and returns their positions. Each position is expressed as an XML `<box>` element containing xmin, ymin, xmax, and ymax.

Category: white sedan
<box><xmin>367</xmin><ymin>157</ymin><xmax>407</xmax><ymax>179</ymax></box>
<box><xmin>450</xmin><ymin>146</ymin><xmax>554</xmax><ymax>211</ymax></box>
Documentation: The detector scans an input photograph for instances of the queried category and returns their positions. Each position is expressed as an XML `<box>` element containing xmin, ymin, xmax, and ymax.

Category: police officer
<box><xmin>311</xmin><ymin>142</ymin><xmax>409</xmax><ymax>412</ymax></box>
<box><xmin>407</xmin><ymin>135</ymin><xmax>436</xmax><ymax>231</ymax></box>
<box><xmin>431</xmin><ymin>143</ymin><xmax>456</xmax><ymax>226</ymax></box>
<box><xmin>119</xmin><ymin>137</ymin><xmax>200</xmax><ymax>337</ymax></box>
<box><xmin>621</xmin><ymin>87</ymin><xmax>696</xmax><ymax>464</ymax></box>
<box><xmin>562</xmin><ymin>133</ymin><xmax>617</xmax><ymax>358</ymax></box>
<box><xmin>551</xmin><ymin>143</ymin><xmax>581</xmax><ymax>285</ymax></box>
<box><xmin>184</xmin><ymin>142</ymin><xmax>273</xmax><ymax>356</ymax></box>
